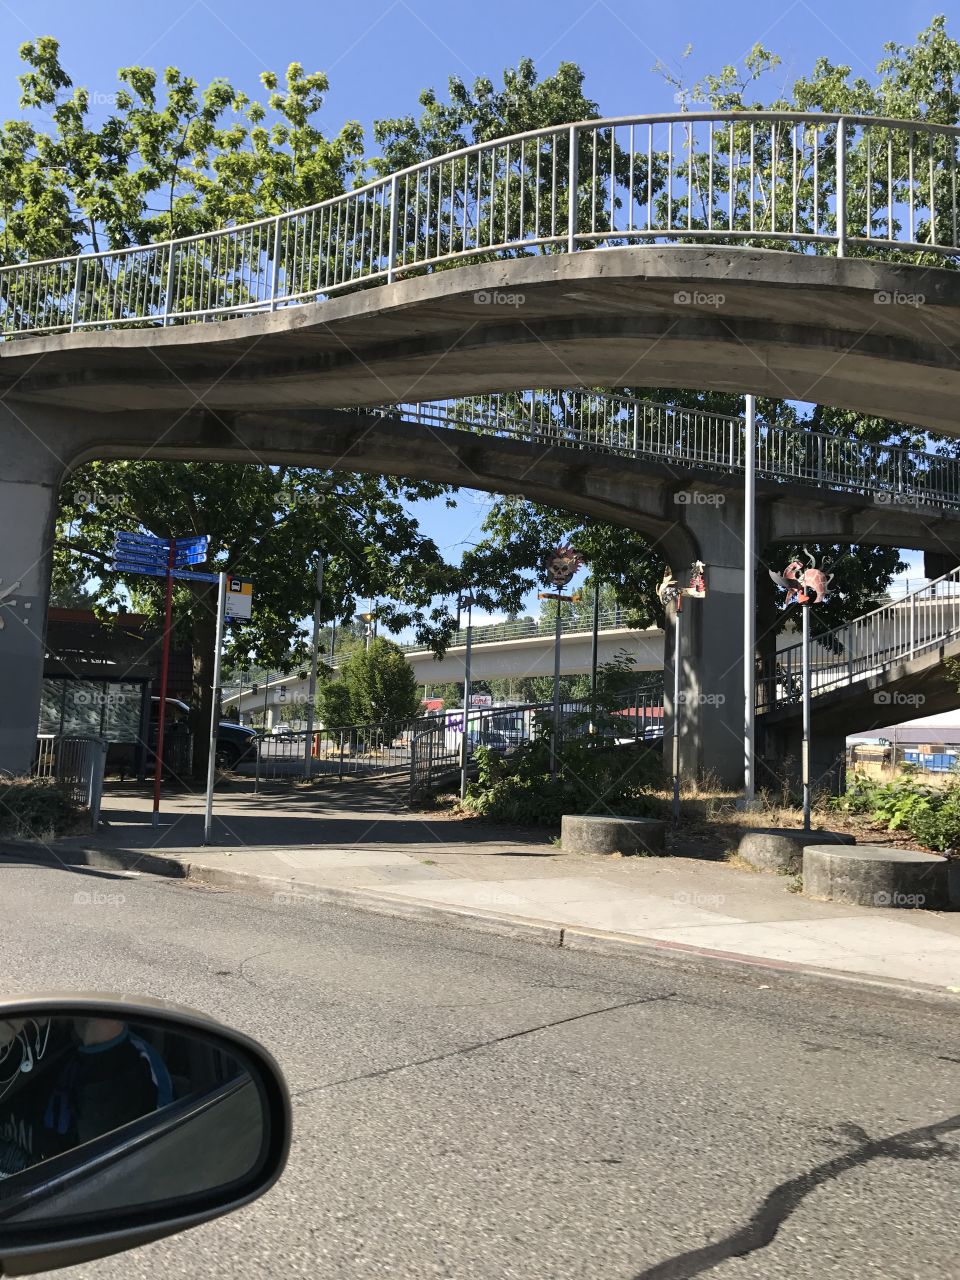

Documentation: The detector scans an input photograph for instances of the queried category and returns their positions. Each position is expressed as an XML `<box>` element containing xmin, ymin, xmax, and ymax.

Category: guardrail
<box><xmin>400</xmin><ymin>601</ymin><xmax>640</xmax><ymax>654</ymax></box>
<box><xmin>232</xmin><ymin>684</ymin><xmax>663</xmax><ymax>793</ymax></box>
<box><xmin>54</xmin><ymin>735</ymin><xmax>108</xmax><ymax>831</ymax></box>
<box><xmin>757</xmin><ymin>567</ymin><xmax>960</xmax><ymax>711</ymax></box>
<box><xmin>393</xmin><ymin>390</ymin><xmax>960</xmax><ymax>510</ymax></box>
<box><xmin>2</xmin><ymin>111</ymin><xmax>958</xmax><ymax>338</ymax></box>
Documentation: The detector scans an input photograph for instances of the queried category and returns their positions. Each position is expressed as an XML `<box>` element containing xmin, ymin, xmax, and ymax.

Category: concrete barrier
<box><xmin>803</xmin><ymin>843</ymin><xmax>958</xmax><ymax>910</ymax></box>
<box><xmin>561</xmin><ymin>814</ymin><xmax>665</xmax><ymax>857</ymax></box>
<box><xmin>738</xmin><ymin>827</ymin><xmax>854</xmax><ymax>875</ymax></box>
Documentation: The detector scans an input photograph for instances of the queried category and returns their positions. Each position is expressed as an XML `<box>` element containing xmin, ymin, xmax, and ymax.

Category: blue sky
<box><xmin>0</xmin><ymin>0</ymin><xmax>936</xmax><ymax>618</ymax></box>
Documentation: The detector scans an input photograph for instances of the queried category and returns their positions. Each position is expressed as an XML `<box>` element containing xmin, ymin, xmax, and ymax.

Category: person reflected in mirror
<box><xmin>0</xmin><ymin>1017</ymin><xmax>173</xmax><ymax>1182</ymax></box>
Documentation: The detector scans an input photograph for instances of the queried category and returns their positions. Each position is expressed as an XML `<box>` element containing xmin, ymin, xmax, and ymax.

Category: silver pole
<box><xmin>743</xmin><ymin>393</ymin><xmax>757</xmax><ymax>802</ymax></box>
<box><xmin>802</xmin><ymin>602</ymin><xmax>812</xmax><ymax>830</ymax></box>
<box><xmin>672</xmin><ymin>602</ymin><xmax>682</xmax><ymax>824</ymax></box>
<box><xmin>202</xmin><ymin>572</ymin><xmax>228</xmax><ymax>845</ymax></box>
<box><xmin>459</xmin><ymin>597</ymin><xmax>473</xmax><ymax>801</ymax></box>
<box><xmin>552</xmin><ymin>595</ymin><xmax>562</xmax><ymax>780</ymax></box>
<box><xmin>304</xmin><ymin>554</ymin><xmax>324</xmax><ymax>779</ymax></box>
<box><xmin>590</xmin><ymin>581</ymin><xmax>600</xmax><ymax>734</ymax></box>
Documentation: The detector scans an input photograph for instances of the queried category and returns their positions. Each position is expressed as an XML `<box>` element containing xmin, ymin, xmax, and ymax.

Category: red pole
<box><xmin>152</xmin><ymin>538</ymin><xmax>177</xmax><ymax>826</ymax></box>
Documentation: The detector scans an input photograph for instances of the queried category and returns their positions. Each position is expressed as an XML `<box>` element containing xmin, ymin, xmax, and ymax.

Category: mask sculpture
<box><xmin>769</xmin><ymin>548</ymin><xmax>833</xmax><ymax>606</ymax></box>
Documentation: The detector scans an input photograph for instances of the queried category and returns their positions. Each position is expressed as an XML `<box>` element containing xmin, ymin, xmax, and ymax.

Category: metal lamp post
<box><xmin>770</xmin><ymin>551</ymin><xmax>834</xmax><ymax>832</ymax></box>
<box><xmin>304</xmin><ymin>552</ymin><xmax>325</xmax><ymax>777</ymax></box>
<box><xmin>459</xmin><ymin>589</ymin><xmax>475</xmax><ymax>801</ymax></box>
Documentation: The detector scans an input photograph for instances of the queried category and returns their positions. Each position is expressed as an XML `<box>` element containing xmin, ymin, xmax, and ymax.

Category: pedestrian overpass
<box><xmin>4</xmin><ymin>109</ymin><xmax>960</xmax><ymax>786</ymax></box>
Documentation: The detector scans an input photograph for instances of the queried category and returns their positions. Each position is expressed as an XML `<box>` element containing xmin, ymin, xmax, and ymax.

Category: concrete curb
<box><xmin>72</xmin><ymin>844</ymin><xmax>960</xmax><ymax>1011</ymax></box>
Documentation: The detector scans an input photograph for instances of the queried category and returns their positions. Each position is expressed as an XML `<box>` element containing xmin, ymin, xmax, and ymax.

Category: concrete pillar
<box><xmin>661</xmin><ymin>498</ymin><xmax>756</xmax><ymax>789</ymax></box>
<box><xmin>0</xmin><ymin>408</ymin><xmax>65</xmax><ymax>776</ymax></box>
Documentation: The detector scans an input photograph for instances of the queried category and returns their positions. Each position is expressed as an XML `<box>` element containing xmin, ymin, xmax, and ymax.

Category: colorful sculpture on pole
<box><xmin>542</xmin><ymin>545</ymin><xmax>585</xmax><ymax>589</ymax></box>
<box><xmin>658</xmin><ymin>560</ymin><xmax>708</xmax><ymax>608</ymax></box>
<box><xmin>769</xmin><ymin>548</ymin><xmax>833</xmax><ymax>606</ymax></box>
<box><xmin>769</xmin><ymin>548</ymin><xmax>832</xmax><ymax>832</ymax></box>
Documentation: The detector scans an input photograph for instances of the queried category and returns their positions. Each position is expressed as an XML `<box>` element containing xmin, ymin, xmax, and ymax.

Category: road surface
<box><xmin>2</xmin><ymin>857</ymin><xmax>959</xmax><ymax>1279</ymax></box>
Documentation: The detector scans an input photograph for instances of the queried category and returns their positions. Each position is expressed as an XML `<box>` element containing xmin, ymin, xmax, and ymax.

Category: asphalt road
<box><xmin>2</xmin><ymin>857</ymin><xmax>960</xmax><ymax>1279</ymax></box>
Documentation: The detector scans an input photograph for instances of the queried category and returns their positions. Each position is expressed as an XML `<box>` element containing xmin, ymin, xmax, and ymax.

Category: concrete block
<box><xmin>739</xmin><ymin>827</ymin><xmax>854</xmax><ymax>875</ymax></box>
<box><xmin>803</xmin><ymin>843</ymin><xmax>957</xmax><ymax>910</ymax></box>
<box><xmin>561</xmin><ymin>814</ymin><xmax>665</xmax><ymax>857</ymax></box>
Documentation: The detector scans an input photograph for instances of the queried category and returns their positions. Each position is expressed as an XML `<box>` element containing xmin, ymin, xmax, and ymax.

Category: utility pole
<box><xmin>743</xmin><ymin>393</ymin><xmax>757</xmax><ymax>805</ymax></box>
<box><xmin>589</xmin><ymin>579</ymin><xmax>600</xmax><ymax>734</ymax></box>
<box><xmin>304</xmin><ymin>553</ymin><xmax>324</xmax><ymax>778</ymax></box>
<box><xmin>203</xmin><ymin>572</ymin><xmax>228</xmax><ymax>844</ymax></box>
<box><xmin>459</xmin><ymin>590</ymin><xmax>475</xmax><ymax>801</ymax></box>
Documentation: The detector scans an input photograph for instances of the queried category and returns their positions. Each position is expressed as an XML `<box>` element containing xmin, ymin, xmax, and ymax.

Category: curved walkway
<box><xmin>393</xmin><ymin>390</ymin><xmax>960</xmax><ymax>510</ymax></box>
<box><xmin>2</xmin><ymin>111</ymin><xmax>957</xmax><ymax>338</ymax></box>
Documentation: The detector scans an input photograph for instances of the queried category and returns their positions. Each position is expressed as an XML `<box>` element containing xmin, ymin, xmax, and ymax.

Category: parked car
<box><xmin>148</xmin><ymin>697</ymin><xmax>258</xmax><ymax>772</ymax></box>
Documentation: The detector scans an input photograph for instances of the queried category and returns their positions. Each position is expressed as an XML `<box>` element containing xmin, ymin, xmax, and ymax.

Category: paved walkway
<box><xmin>11</xmin><ymin>780</ymin><xmax>960</xmax><ymax>998</ymax></box>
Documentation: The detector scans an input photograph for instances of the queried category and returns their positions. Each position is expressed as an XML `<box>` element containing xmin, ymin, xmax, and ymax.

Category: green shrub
<box><xmin>0</xmin><ymin>779</ymin><xmax>84</xmax><ymax>840</ymax></box>
<box><xmin>463</xmin><ymin>738</ymin><xmax>660</xmax><ymax>826</ymax></box>
<box><xmin>835</xmin><ymin>772</ymin><xmax>960</xmax><ymax>853</ymax></box>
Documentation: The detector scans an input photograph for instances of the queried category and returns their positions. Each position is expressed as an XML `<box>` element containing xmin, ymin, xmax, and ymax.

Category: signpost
<box><xmin>202</xmin><ymin>575</ymin><xmax>255</xmax><ymax>844</ymax></box>
<box><xmin>111</xmin><ymin>532</ymin><xmax>215</xmax><ymax>826</ymax></box>
<box><xmin>540</xmin><ymin>546</ymin><xmax>586</xmax><ymax>781</ymax></box>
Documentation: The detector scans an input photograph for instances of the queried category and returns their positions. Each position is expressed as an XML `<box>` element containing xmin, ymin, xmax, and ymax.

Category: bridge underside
<box><xmin>4</xmin><ymin>248</ymin><xmax>960</xmax><ymax>435</ymax></box>
<box><xmin>3</xmin><ymin>399</ymin><xmax>960</xmax><ymax>783</ymax></box>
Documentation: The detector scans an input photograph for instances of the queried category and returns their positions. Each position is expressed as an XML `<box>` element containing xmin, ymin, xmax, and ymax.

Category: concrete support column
<box><xmin>0</xmin><ymin>408</ymin><xmax>65</xmax><ymax>776</ymax></box>
<box><xmin>661</xmin><ymin>498</ymin><xmax>759</xmax><ymax>789</ymax></box>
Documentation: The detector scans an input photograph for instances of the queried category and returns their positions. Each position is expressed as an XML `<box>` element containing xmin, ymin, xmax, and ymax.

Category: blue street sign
<box><xmin>112</xmin><ymin>561</ymin><xmax>219</xmax><ymax>583</ymax></box>
<box><xmin>174</xmin><ymin>536</ymin><xmax>209</xmax><ymax>552</ymax></box>
<box><xmin>112</xmin><ymin>553</ymin><xmax>169</xmax><ymax>570</ymax></box>
<box><xmin>115</xmin><ymin>533</ymin><xmax>171</xmax><ymax>550</ymax></box>
<box><xmin>174</xmin><ymin>550</ymin><xmax>209</xmax><ymax>566</ymax></box>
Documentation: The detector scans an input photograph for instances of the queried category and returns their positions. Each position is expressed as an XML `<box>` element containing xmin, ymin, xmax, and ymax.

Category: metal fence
<box><xmin>235</xmin><ymin>684</ymin><xmax>663</xmax><ymax>795</ymax></box>
<box><xmin>758</xmin><ymin>567</ymin><xmax>960</xmax><ymax>711</ymax></box>
<box><xmin>400</xmin><ymin>601</ymin><xmax>640</xmax><ymax>653</ymax></box>
<box><xmin>53</xmin><ymin>735</ymin><xmax>108</xmax><ymax>831</ymax></box>
<box><xmin>34</xmin><ymin>734</ymin><xmax>56</xmax><ymax>779</ymax></box>
<box><xmin>393</xmin><ymin>390</ymin><xmax>960</xmax><ymax>510</ymax></box>
<box><xmin>1</xmin><ymin>111</ymin><xmax>958</xmax><ymax>339</ymax></box>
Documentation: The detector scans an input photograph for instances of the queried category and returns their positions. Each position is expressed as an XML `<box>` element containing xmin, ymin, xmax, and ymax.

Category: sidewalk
<box><xmin>15</xmin><ymin>782</ymin><xmax>960</xmax><ymax>999</ymax></box>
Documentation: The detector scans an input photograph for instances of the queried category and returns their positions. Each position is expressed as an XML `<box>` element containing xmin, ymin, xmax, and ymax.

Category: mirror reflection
<box><xmin>0</xmin><ymin>1013</ymin><xmax>267</xmax><ymax>1223</ymax></box>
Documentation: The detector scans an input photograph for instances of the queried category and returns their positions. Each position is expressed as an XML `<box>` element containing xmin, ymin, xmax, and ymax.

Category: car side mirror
<box><xmin>0</xmin><ymin>994</ymin><xmax>290</xmax><ymax>1275</ymax></box>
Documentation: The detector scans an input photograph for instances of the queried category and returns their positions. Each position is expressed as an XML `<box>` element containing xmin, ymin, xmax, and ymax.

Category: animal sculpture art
<box><xmin>769</xmin><ymin>548</ymin><xmax>833</xmax><ymax>605</ymax></box>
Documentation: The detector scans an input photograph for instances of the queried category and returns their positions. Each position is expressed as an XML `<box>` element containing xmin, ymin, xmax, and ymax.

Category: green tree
<box><xmin>339</xmin><ymin>638</ymin><xmax>422</xmax><ymax>727</ymax></box>
<box><xmin>1</xmin><ymin>39</ymin><xmax>458</xmax><ymax>776</ymax></box>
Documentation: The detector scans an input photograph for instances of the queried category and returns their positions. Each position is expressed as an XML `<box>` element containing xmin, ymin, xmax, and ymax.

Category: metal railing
<box><xmin>401</xmin><ymin>601</ymin><xmax>641</xmax><ymax>654</ymax></box>
<box><xmin>758</xmin><ymin>567</ymin><xmax>960</xmax><ymax>711</ymax></box>
<box><xmin>248</xmin><ymin>717</ymin><xmax>428</xmax><ymax>785</ymax></box>
<box><xmin>410</xmin><ymin>684</ymin><xmax>665</xmax><ymax>797</ymax></box>
<box><xmin>34</xmin><ymin>735</ymin><xmax>56</xmax><ymax>779</ymax></box>
<box><xmin>2</xmin><ymin>112</ymin><xmax>958</xmax><ymax>339</ymax></box>
<box><xmin>232</xmin><ymin>684</ymin><xmax>663</xmax><ymax>793</ymax></box>
<box><xmin>391</xmin><ymin>391</ymin><xmax>960</xmax><ymax>510</ymax></box>
<box><xmin>54</xmin><ymin>735</ymin><xmax>108</xmax><ymax>831</ymax></box>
